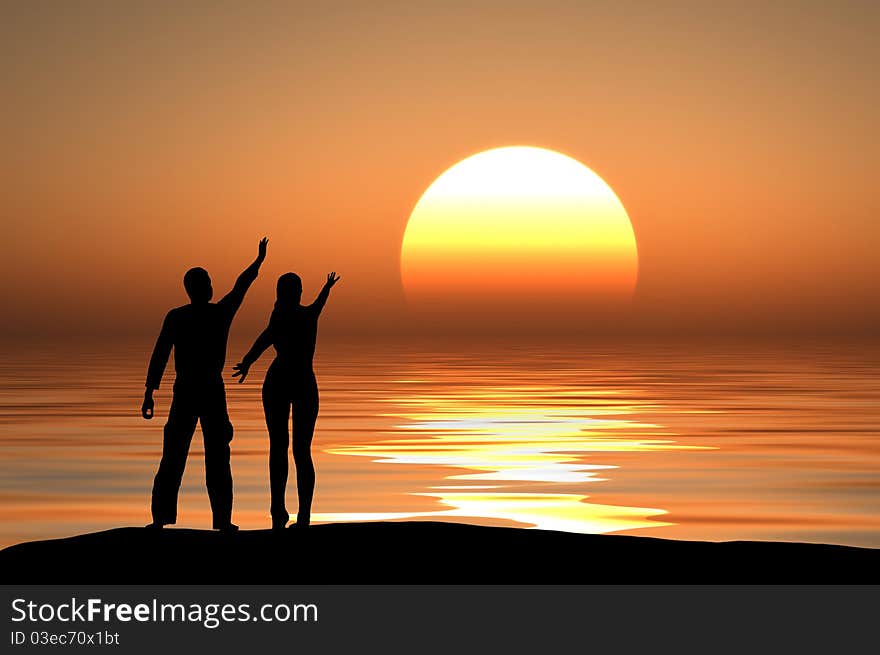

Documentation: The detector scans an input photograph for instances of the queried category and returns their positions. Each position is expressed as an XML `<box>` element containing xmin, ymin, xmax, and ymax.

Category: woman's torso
<box><xmin>268</xmin><ymin>305</ymin><xmax>320</xmax><ymax>373</ymax></box>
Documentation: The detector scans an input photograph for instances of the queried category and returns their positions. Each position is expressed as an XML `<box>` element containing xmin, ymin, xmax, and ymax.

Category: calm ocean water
<box><xmin>1</xmin><ymin>338</ymin><xmax>878</xmax><ymax>549</ymax></box>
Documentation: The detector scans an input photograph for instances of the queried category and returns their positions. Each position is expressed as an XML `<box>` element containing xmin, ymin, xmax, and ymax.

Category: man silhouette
<box><xmin>141</xmin><ymin>238</ymin><xmax>268</xmax><ymax>531</ymax></box>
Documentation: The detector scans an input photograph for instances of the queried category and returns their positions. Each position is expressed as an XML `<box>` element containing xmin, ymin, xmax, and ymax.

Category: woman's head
<box><xmin>275</xmin><ymin>273</ymin><xmax>303</xmax><ymax>308</ymax></box>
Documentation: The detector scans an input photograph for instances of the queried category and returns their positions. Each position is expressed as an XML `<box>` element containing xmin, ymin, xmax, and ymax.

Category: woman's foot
<box><xmin>272</xmin><ymin>517</ymin><xmax>289</xmax><ymax>531</ymax></box>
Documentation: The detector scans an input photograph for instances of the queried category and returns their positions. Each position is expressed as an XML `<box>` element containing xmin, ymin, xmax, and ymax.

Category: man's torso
<box><xmin>167</xmin><ymin>303</ymin><xmax>235</xmax><ymax>385</ymax></box>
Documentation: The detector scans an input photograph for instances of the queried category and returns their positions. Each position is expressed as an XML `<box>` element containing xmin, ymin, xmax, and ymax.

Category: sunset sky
<box><xmin>2</xmin><ymin>1</ymin><xmax>877</xmax><ymax>338</ymax></box>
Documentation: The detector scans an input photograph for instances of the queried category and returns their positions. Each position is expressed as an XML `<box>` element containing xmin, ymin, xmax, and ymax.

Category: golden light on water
<box><xmin>3</xmin><ymin>341</ymin><xmax>880</xmax><ymax>548</ymax></box>
<box><xmin>400</xmin><ymin>146</ymin><xmax>639</xmax><ymax>312</ymax></box>
<box><xmin>314</xmin><ymin>382</ymin><xmax>708</xmax><ymax>534</ymax></box>
<box><xmin>315</xmin><ymin>493</ymin><xmax>672</xmax><ymax>534</ymax></box>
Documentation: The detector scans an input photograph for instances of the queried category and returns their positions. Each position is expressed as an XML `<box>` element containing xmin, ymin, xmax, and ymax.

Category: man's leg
<box><xmin>201</xmin><ymin>384</ymin><xmax>235</xmax><ymax>529</ymax></box>
<box><xmin>151</xmin><ymin>394</ymin><xmax>197</xmax><ymax>525</ymax></box>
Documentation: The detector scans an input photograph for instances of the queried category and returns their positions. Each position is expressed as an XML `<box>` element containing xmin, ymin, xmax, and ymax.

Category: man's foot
<box><xmin>291</xmin><ymin>513</ymin><xmax>310</xmax><ymax>529</ymax></box>
<box><xmin>214</xmin><ymin>523</ymin><xmax>239</xmax><ymax>533</ymax></box>
<box><xmin>145</xmin><ymin>521</ymin><xmax>169</xmax><ymax>529</ymax></box>
<box><xmin>272</xmin><ymin>518</ymin><xmax>288</xmax><ymax>531</ymax></box>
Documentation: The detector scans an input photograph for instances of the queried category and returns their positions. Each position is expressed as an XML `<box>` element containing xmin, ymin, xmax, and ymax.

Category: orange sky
<box><xmin>2</xmin><ymin>2</ymin><xmax>878</xmax><ymax>338</ymax></box>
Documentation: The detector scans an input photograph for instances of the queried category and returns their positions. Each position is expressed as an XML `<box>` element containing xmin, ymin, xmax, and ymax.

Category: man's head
<box><xmin>276</xmin><ymin>272</ymin><xmax>303</xmax><ymax>307</ymax></box>
<box><xmin>183</xmin><ymin>267</ymin><xmax>213</xmax><ymax>303</ymax></box>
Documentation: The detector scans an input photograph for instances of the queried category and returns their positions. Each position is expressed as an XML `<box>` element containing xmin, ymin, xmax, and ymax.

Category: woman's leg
<box><xmin>263</xmin><ymin>369</ymin><xmax>292</xmax><ymax>529</ymax></box>
<box><xmin>291</xmin><ymin>373</ymin><xmax>319</xmax><ymax>527</ymax></box>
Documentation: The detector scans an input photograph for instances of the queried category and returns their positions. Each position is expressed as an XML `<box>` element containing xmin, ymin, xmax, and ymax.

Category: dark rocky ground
<box><xmin>2</xmin><ymin>521</ymin><xmax>877</xmax><ymax>583</ymax></box>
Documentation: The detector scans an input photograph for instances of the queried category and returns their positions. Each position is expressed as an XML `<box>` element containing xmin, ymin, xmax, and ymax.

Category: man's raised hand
<box><xmin>326</xmin><ymin>272</ymin><xmax>340</xmax><ymax>288</ymax></box>
<box><xmin>257</xmin><ymin>237</ymin><xmax>269</xmax><ymax>261</ymax></box>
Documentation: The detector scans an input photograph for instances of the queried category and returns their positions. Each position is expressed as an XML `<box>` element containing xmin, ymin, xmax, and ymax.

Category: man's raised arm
<box><xmin>219</xmin><ymin>237</ymin><xmax>268</xmax><ymax>313</ymax></box>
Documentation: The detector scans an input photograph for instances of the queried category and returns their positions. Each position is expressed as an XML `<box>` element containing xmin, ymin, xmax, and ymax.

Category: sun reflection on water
<box><xmin>3</xmin><ymin>340</ymin><xmax>878</xmax><ymax>547</ymax></box>
<box><xmin>314</xmin><ymin>383</ymin><xmax>709</xmax><ymax>533</ymax></box>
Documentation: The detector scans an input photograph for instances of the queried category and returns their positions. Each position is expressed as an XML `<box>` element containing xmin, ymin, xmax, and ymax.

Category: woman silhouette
<box><xmin>233</xmin><ymin>271</ymin><xmax>340</xmax><ymax>529</ymax></box>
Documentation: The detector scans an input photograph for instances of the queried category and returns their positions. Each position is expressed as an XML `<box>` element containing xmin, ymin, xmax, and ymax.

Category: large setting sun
<box><xmin>401</xmin><ymin>147</ymin><xmax>638</xmax><ymax>320</ymax></box>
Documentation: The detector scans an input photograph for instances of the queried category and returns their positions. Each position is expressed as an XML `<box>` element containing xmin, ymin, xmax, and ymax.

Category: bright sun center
<box><xmin>400</xmin><ymin>146</ymin><xmax>638</xmax><ymax>324</ymax></box>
